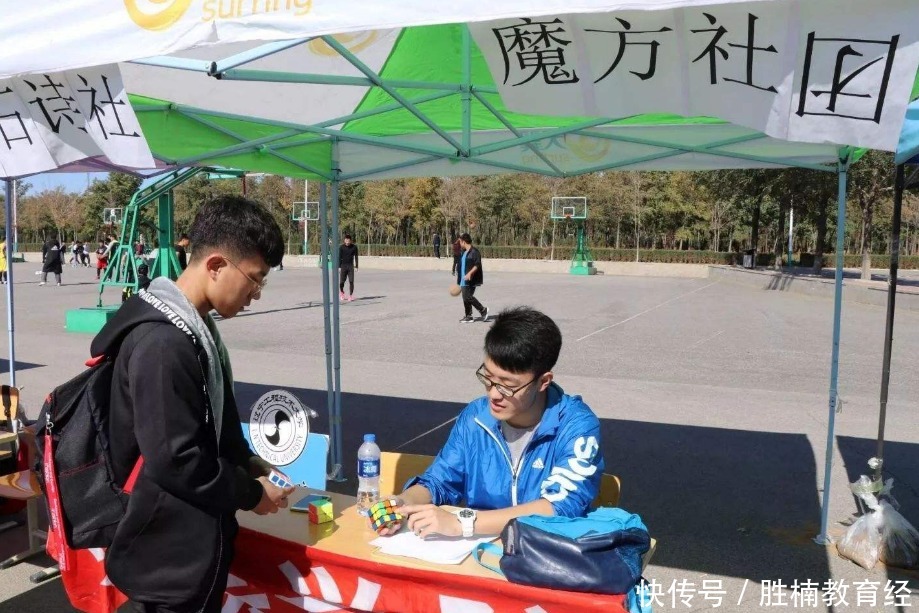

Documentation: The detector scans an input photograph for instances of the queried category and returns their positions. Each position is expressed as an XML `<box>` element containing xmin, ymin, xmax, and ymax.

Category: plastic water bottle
<box><xmin>357</xmin><ymin>433</ymin><xmax>381</xmax><ymax>516</ymax></box>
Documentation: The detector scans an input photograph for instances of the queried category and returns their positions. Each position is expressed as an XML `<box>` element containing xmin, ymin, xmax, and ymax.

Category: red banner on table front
<box><xmin>227</xmin><ymin>528</ymin><xmax>628</xmax><ymax>613</ymax></box>
<box><xmin>58</xmin><ymin>525</ymin><xmax>627</xmax><ymax>613</ymax></box>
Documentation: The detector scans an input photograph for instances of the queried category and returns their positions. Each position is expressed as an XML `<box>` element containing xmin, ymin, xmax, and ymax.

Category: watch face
<box><xmin>459</xmin><ymin>509</ymin><xmax>475</xmax><ymax>519</ymax></box>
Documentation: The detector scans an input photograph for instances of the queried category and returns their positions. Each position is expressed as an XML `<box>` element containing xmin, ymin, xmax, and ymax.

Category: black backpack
<box><xmin>35</xmin><ymin>292</ymin><xmax>203</xmax><ymax>549</ymax></box>
<box><xmin>34</xmin><ymin>354</ymin><xmax>134</xmax><ymax>549</ymax></box>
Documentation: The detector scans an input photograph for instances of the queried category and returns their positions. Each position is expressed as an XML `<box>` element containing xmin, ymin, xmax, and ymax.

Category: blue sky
<box><xmin>22</xmin><ymin>172</ymin><xmax>108</xmax><ymax>195</ymax></box>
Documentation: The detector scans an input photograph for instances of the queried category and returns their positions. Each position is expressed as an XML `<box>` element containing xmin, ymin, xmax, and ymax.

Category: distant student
<box><xmin>433</xmin><ymin>232</ymin><xmax>441</xmax><ymax>259</ymax></box>
<box><xmin>175</xmin><ymin>233</ymin><xmax>189</xmax><ymax>271</ymax></box>
<box><xmin>339</xmin><ymin>234</ymin><xmax>359</xmax><ymax>302</ymax></box>
<box><xmin>40</xmin><ymin>239</ymin><xmax>64</xmax><ymax>286</ymax></box>
<box><xmin>0</xmin><ymin>237</ymin><xmax>7</xmax><ymax>284</ymax></box>
<box><xmin>96</xmin><ymin>235</ymin><xmax>117</xmax><ymax>280</ymax></box>
<box><xmin>69</xmin><ymin>240</ymin><xmax>80</xmax><ymax>267</ymax></box>
<box><xmin>451</xmin><ymin>236</ymin><xmax>462</xmax><ymax>276</ymax></box>
<box><xmin>121</xmin><ymin>263</ymin><xmax>152</xmax><ymax>303</ymax></box>
<box><xmin>456</xmin><ymin>233</ymin><xmax>488</xmax><ymax>323</ymax></box>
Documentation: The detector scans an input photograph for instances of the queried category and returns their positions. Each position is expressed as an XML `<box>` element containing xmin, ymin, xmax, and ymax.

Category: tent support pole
<box><xmin>3</xmin><ymin>179</ymin><xmax>15</xmax><ymax>388</ymax></box>
<box><xmin>815</xmin><ymin>154</ymin><xmax>850</xmax><ymax>546</ymax></box>
<box><xmin>330</xmin><ymin>150</ymin><xmax>345</xmax><ymax>481</ymax></box>
<box><xmin>874</xmin><ymin>164</ymin><xmax>905</xmax><ymax>481</ymax></box>
<box><xmin>461</xmin><ymin>26</ymin><xmax>472</xmax><ymax>154</ymax></box>
<box><xmin>319</xmin><ymin>183</ymin><xmax>337</xmax><ymax>481</ymax></box>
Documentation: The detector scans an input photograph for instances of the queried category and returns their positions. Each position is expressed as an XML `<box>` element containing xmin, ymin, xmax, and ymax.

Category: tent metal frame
<box><xmin>129</xmin><ymin>28</ymin><xmax>856</xmax><ymax>538</ymax></box>
<box><xmin>131</xmin><ymin>31</ymin><xmax>843</xmax><ymax>180</ymax></box>
<box><xmin>0</xmin><ymin>24</ymin><xmax>877</xmax><ymax>559</ymax></box>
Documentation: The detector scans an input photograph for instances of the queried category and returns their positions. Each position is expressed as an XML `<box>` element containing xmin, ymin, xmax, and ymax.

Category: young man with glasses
<box><xmin>91</xmin><ymin>195</ymin><xmax>294</xmax><ymax>613</ymax></box>
<box><xmin>385</xmin><ymin>307</ymin><xmax>603</xmax><ymax>538</ymax></box>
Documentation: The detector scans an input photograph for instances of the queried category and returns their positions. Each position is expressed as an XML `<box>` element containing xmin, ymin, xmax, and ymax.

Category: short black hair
<box><xmin>485</xmin><ymin>307</ymin><xmax>562</xmax><ymax>375</ymax></box>
<box><xmin>189</xmin><ymin>195</ymin><xmax>284</xmax><ymax>267</ymax></box>
<box><xmin>344</xmin><ymin>234</ymin><xmax>352</xmax><ymax>240</ymax></box>
<box><xmin>460</xmin><ymin>232</ymin><xmax>473</xmax><ymax>244</ymax></box>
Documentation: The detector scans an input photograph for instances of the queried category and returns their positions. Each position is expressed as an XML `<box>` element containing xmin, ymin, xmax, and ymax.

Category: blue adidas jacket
<box><xmin>405</xmin><ymin>383</ymin><xmax>604</xmax><ymax>518</ymax></box>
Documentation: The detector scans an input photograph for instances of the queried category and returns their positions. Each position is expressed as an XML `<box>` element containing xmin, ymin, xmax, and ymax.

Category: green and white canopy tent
<box><xmin>3</xmin><ymin>0</ymin><xmax>919</xmax><ymax>546</ymax></box>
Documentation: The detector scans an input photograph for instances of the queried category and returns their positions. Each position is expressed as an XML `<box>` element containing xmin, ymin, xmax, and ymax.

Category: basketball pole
<box><xmin>550</xmin><ymin>218</ymin><xmax>556</xmax><ymax>261</ymax></box>
<box><xmin>303</xmin><ymin>180</ymin><xmax>309</xmax><ymax>255</ymax></box>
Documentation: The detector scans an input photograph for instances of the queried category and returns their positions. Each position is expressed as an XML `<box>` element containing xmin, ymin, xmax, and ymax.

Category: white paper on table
<box><xmin>370</xmin><ymin>530</ymin><xmax>496</xmax><ymax>565</ymax></box>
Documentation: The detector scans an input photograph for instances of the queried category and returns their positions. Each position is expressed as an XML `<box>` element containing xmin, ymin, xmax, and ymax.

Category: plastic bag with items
<box><xmin>837</xmin><ymin>477</ymin><xmax>919</xmax><ymax>570</ymax></box>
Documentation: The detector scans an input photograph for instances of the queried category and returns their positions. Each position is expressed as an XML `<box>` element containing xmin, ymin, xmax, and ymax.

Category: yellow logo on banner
<box><xmin>126</xmin><ymin>0</ymin><xmax>313</xmax><ymax>30</ymax></box>
<box><xmin>563</xmin><ymin>134</ymin><xmax>611</xmax><ymax>163</ymax></box>
<box><xmin>309</xmin><ymin>31</ymin><xmax>379</xmax><ymax>56</ymax></box>
<box><xmin>124</xmin><ymin>0</ymin><xmax>193</xmax><ymax>30</ymax></box>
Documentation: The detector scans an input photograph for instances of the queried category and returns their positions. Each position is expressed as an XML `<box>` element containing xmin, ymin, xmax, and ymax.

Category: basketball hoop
<box><xmin>564</xmin><ymin>214</ymin><xmax>572</xmax><ymax>220</ymax></box>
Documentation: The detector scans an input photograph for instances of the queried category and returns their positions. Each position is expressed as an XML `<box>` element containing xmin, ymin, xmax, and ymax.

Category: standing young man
<box><xmin>432</xmin><ymin>232</ymin><xmax>441</xmax><ymax>259</ymax></box>
<box><xmin>92</xmin><ymin>196</ymin><xmax>294</xmax><ymax>613</ymax></box>
<box><xmin>339</xmin><ymin>233</ymin><xmax>359</xmax><ymax>302</ymax></box>
<box><xmin>457</xmin><ymin>232</ymin><xmax>488</xmax><ymax>323</ymax></box>
<box><xmin>383</xmin><ymin>307</ymin><xmax>604</xmax><ymax>537</ymax></box>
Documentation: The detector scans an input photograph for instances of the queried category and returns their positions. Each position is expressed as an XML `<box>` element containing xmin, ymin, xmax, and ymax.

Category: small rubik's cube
<box><xmin>369</xmin><ymin>498</ymin><xmax>403</xmax><ymax>533</ymax></box>
<box><xmin>308</xmin><ymin>499</ymin><xmax>334</xmax><ymax>524</ymax></box>
<box><xmin>268</xmin><ymin>469</ymin><xmax>293</xmax><ymax>489</ymax></box>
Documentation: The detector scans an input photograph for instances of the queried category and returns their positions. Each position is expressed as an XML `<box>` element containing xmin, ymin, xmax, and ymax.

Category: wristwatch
<box><xmin>455</xmin><ymin>508</ymin><xmax>477</xmax><ymax>537</ymax></box>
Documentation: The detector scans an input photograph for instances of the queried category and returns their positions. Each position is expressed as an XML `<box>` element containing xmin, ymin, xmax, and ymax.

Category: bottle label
<box><xmin>358</xmin><ymin>459</ymin><xmax>380</xmax><ymax>479</ymax></box>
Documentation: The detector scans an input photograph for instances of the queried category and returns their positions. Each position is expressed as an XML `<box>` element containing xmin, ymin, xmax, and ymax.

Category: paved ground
<box><xmin>2</xmin><ymin>260</ymin><xmax>919</xmax><ymax>612</ymax></box>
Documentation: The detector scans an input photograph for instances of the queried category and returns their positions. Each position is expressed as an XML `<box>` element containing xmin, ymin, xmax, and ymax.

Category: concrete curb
<box><xmin>708</xmin><ymin>265</ymin><xmax>919</xmax><ymax>311</ymax></box>
<box><xmin>276</xmin><ymin>254</ymin><xmax>711</xmax><ymax>278</ymax></box>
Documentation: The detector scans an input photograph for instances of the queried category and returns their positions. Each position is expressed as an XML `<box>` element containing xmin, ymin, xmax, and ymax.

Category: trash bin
<box><xmin>742</xmin><ymin>249</ymin><xmax>755</xmax><ymax>269</ymax></box>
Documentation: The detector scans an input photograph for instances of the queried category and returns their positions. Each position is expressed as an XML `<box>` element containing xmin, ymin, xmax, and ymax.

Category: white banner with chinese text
<box><xmin>1</xmin><ymin>1</ymin><xmax>778</xmax><ymax>80</ymax></box>
<box><xmin>0</xmin><ymin>66</ymin><xmax>154</xmax><ymax>178</ymax></box>
<box><xmin>470</xmin><ymin>0</ymin><xmax>919</xmax><ymax>151</ymax></box>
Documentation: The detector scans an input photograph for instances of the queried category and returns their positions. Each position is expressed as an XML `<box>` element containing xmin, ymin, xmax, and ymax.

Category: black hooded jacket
<box><xmin>90</xmin><ymin>295</ymin><xmax>263</xmax><ymax>609</ymax></box>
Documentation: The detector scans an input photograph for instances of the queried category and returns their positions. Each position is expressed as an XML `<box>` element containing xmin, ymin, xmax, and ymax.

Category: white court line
<box><xmin>576</xmin><ymin>280</ymin><xmax>720</xmax><ymax>342</ymax></box>
<box><xmin>689</xmin><ymin>329</ymin><xmax>724</xmax><ymax>349</ymax></box>
<box><xmin>395</xmin><ymin>416</ymin><xmax>458</xmax><ymax>450</ymax></box>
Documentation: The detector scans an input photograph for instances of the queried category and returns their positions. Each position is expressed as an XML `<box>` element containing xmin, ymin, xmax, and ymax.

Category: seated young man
<box><xmin>391</xmin><ymin>306</ymin><xmax>604</xmax><ymax>538</ymax></box>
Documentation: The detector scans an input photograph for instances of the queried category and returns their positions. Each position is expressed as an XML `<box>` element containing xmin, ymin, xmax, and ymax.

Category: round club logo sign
<box><xmin>249</xmin><ymin>390</ymin><xmax>310</xmax><ymax>467</ymax></box>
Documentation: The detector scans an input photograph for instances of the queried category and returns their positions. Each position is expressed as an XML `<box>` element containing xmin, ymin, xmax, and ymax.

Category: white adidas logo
<box><xmin>532</xmin><ymin>458</ymin><xmax>545</xmax><ymax>470</ymax></box>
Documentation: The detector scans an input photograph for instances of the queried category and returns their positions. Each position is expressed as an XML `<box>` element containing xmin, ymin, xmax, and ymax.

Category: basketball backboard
<box><xmin>293</xmin><ymin>201</ymin><xmax>320</xmax><ymax>221</ymax></box>
<box><xmin>550</xmin><ymin>197</ymin><xmax>587</xmax><ymax>220</ymax></box>
<box><xmin>102</xmin><ymin>207</ymin><xmax>123</xmax><ymax>225</ymax></box>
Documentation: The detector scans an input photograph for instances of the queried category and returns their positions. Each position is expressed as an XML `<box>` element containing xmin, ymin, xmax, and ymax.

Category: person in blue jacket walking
<box><xmin>387</xmin><ymin>306</ymin><xmax>604</xmax><ymax>538</ymax></box>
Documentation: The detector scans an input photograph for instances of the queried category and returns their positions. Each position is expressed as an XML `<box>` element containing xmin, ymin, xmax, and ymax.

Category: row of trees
<box><xmin>2</xmin><ymin>151</ymin><xmax>915</xmax><ymax>279</ymax></box>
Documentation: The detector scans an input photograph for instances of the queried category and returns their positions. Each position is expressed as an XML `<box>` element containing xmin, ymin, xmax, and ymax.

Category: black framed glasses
<box><xmin>475</xmin><ymin>363</ymin><xmax>540</xmax><ymax>398</ymax></box>
<box><xmin>225</xmin><ymin>257</ymin><xmax>268</xmax><ymax>296</ymax></box>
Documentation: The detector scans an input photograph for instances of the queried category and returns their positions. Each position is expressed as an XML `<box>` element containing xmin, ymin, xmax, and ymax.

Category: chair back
<box><xmin>593</xmin><ymin>473</ymin><xmax>622</xmax><ymax>508</ymax></box>
<box><xmin>379</xmin><ymin>451</ymin><xmax>434</xmax><ymax>496</ymax></box>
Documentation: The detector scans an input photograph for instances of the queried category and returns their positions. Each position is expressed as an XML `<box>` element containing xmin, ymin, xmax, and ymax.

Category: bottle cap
<box><xmin>363</xmin><ymin>433</ymin><xmax>376</xmax><ymax>443</ymax></box>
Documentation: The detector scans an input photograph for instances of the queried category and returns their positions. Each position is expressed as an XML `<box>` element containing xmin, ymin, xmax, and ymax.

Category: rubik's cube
<box><xmin>369</xmin><ymin>498</ymin><xmax>403</xmax><ymax>533</ymax></box>
<box><xmin>308</xmin><ymin>499</ymin><xmax>334</xmax><ymax>524</ymax></box>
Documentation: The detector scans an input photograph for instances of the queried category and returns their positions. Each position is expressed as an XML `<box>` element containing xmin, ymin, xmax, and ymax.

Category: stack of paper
<box><xmin>370</xmin><ymin>530</ymin><xmax>495</xmax><ymax>565</ymax></box>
